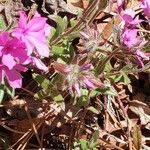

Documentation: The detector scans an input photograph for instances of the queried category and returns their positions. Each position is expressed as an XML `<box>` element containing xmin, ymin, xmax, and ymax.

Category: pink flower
<box><xmin>121</xmin><ymin>9</ymin><xmax>142</xmax><ymax>26</ymax></box>
<box><xmin>116</xmin><ymin>0</ymin><xmax>142</xmax><ymax>27</ymax></box>
<box><xmin>0</xmin><ymin>64</ymin><xmax>27</xmax><ymax>88</ymax></box>
<box><xmin>141</xmin><ymin>0</ymin><xmax>150</xmax><ymax>20</ymax></box>
<box><xmin>116</xmin><ymin>0</ymin><xmax>125</xmax><ymax>13</ymax></box>
<box><xmin>53</xmin><ymin>62</ymin><xmax>104</xmax><ymax>96</ymax></box>
<box><xmin>0</xmin><ymin>32</ymin><xmax>28</xmax><ymax>70</ymax></box>
<box><xmin>12</xmin><ymin>11</ymin><xmax>51</xmax><ymax>57</ymax></box>
<box><xmin>121</xmin><ymin>28</ymin><xmax>140</xmax><ymax>48</ymax></box>
<box><xmin>121</xmin><ymin>28</ymin><xmax>149</xmax><ymax>67</ymax></box>
<box><xmin>136</xmin><ymin>50</ymin><xmax>149</xmax><ymax>67</ymax></box>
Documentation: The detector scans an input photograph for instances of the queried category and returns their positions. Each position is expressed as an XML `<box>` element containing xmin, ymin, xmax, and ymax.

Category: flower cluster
<box><xmin>53</xmin><ymin>62</ymin><xmax>104</xmax><ymax>96</ymax></box>
<box><xmin>0</xmin><ymin>11</ymin><xmax>50</xmax><ymax>88</ymax></box>
<box><xmin>117</xmin><ymin>0</ymin><xmax>149</xmax><ymax>67</ymax></box>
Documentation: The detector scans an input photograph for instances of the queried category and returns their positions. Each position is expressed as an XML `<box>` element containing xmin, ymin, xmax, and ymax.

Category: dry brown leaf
<box><xmin>129</xmin><ymin>100</ymin><xmax>150</xmax><ymax>129</ymax></box>
<box><xmin>66</xmin><ymin>0</ymin><xmax>84</xmax><ymax>13</ymax></box>
<box><xmin>67</xmin><ymin>0</ymin><xmax>84</xmax><ymax>8</ymax></box>
<box><xmin>101</xmin><ymin>15</ymin><xmax>121</xmax><ymax>41</ymax></box>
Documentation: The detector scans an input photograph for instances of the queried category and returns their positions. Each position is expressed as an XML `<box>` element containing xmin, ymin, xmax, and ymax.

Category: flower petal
<box><xmin>18</xmin><ymin>11</ymin><xmax>27</xmax><ymax>29</ymax></box>
<box><xmin>31</xmin><ymin>57</ymin><xmax>48</xmax><ymax>71</ymax></box>
<box><xmin>0</xmin><ymin>32</ymin><xmax>9</xmax><ymax>45</ymax></box>
<box><xmin>2</xmin><ymin>54</ymin><xmax>16</xmax><ymax>70</ymax></box>
<box><xmin>74</xmin><ymin>83</ymin><xmax>81</xmax><ymax>96</ymax></box>
<box><xmin>83</xmin><ymin>78</ymin><xmax>95</xmax><ymax>89</ymax></box>
<box><xmin>23</xmin><ymin>37</ymin><xmax>34</xmax><ymax>55</ymax></box>
<box><xmin>5</xmin><ymin>69</ymin><xmax>22</xmax><ymax>88</ymax></box>
<box><xmin>14</xmin><ymin>64</ymin><xmax>28</xmax><ymax>72</ymax></box>
<box><xmin>27</xmin><ymin>17</ymin><xmax>47</xmax><ymax>32</ymax></box>
<box><xmin>26</xmin><ymin>33</ymin><xmax>49</xmax><ymax>57</ymax></box>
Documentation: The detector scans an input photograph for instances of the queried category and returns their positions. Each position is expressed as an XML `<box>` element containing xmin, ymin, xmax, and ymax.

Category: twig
<box><xmin>104</xmin><ymin>95</ymin><xmax>109</xmax><ymax>131</ymax></box>
<box><xmin>24</xmin><ymin>105</ymin><xmax>42</xmax><ymax>149</ymax></box>
<box><xmin>99</xmin><ymin>137</ymin><xmax>125</xmax><ymax>150</ymax></box>
<box><xmin>9</xmin><ymin>110</ymin><xmax>54</xmax><ymax>149</ymax></box>
<box><xmin>116</xmin><ymin>97</ymin><xmax>133</xmax><ymax>150</ymax></box>
<box><xmin>0</xmin><ymin>123</ymin><xmax>25</xmax><ymax>134</ymax></box>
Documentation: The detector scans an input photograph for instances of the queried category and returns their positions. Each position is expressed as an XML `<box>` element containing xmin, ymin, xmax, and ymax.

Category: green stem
<box><xmin>95</xmin><ymin>48</ymin><xmax>119</xmax><ymax>75</ymax></box>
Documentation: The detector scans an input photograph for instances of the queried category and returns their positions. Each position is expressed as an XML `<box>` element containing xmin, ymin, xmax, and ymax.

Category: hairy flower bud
<box><xmin>53</xmin><ymin>62</ymin><xmax>104</xmax><ymax>96</ymax></box>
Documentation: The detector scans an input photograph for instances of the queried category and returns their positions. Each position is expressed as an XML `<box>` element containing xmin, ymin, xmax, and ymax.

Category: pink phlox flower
<box><xmin>121</xmin><ymin>28</ymin><xmax>149</xmax><ymax>67</ymax></box>
<box><xmin>121</xmin><ymin>28</ymin><xmax>140</xmax><ymax>49</ymax></box>
<box><xmin>116</xmin><ymin>0</ymin><xmax>142</xmax><ymax>27</ymax></box>
<box><xmin>141</xmin><ymin>0</ymin><xmax>150</xmax><ymax>20</ymax></box>
<box><xmin>12</xmin><ymin>11</ymin><xmax>51</xmax><ymax>57</ymax></box>
<box><xmin>0</xmin><ymin>64</ymin><xmax>27</xmax><ymax>88</ymax></box>
<box><xmin>121</xmin><ymin>9</ymin><xmax>142</xmax><ymax>27</ymax></box>
<box><xmin>0</xmin><ymin>32</ymin><xmax>28</xmax><ymax>70</ymax></box>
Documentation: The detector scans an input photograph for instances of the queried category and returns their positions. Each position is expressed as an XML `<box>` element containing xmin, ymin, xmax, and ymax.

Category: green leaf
<box><xmin>90</xmin><ymin>87</ymin><xmax>117</xmax><ymax>97</ymax></box>
<box><xmin>0</xmin><ymin>85</ymin><xmax>4</xmax><ymax>103</ymax></box>
<box><xmin>120</xmin><ymin>72</ymin><xmax>131</xmax><ymax>84</ymax></box>
<box><xmin>49</xmin><ymin>15</ymin><xmax>67</xmax><ymax>36</ymax></box>
<box><xmin>53</xmin><ymin>94</ymin><xmax>64</xmax><ymax>102</ymax></box>
<box><xmin>78</xmin><ymin>89</ymin><xmax>89</xmax><ymax>106</ymax></box>
<box><xmin>89</xmin><ymin>88</ymin><xmax>109</xmax><ymax>97</ymax></box>
<box><xmin>89</xmin><ymin>141</ymin><xmax>98</xmax><ymax>149</ymax></box>
<box><xmin>65</xmin><ymin>31</ymin><xmax>80</xmax><ymax>41</ymax></box>
<box><xmin>109</xmin><ymin>74</ymin><xmax>122</xmax><ymax>83</ymax></box>
<box><xmin>109</xmin><ymin>72</ymin><xmax>131</xmax><ymax>85</ymax></box>
<box><xmin>87</xmin><ymin>106</ymin><xmax>99</xmax><ymax>114</ymax></box>
<box><xmin>33</xmin><ymin>73</ymin><xmax>51</xmax><ymax>90</ymax></box>
<box><xmin>92</xmin><ymin>130</ymin><xmax>99</xmax><ymax>142</ymax></box>
<box><xmin>0</xmin><ymin>15</ymin><xmax>6</xmax><ymax>30</ymax></box>
<box><xmin>52</xmin><ymin>46</ymin><xmax>65</xmax><ymax>55</ymax></box>
<box><xmin>5</xmin><ymin>86</ymin><xmax>15</xmax><ymax>98</ymax></box>
<box><xmin>49</xmin><ymin>27</ymin><xmax>57</xmax><ymax>42</ymax></box>
<box><xmin>79</xmin><ymin>139</ymin><xmax>88</xmax><ymax>150</ymax></box>
<box><xmin>70</xmin><ymin>18</ymin><xmax>76</xmax><ymax>27</ymax></box>
<box><xmin>104</xmin><ymin>60</ymin><xmax>112</xmax><ymax>73</ymax></box>
<box><xmin>33</xmin><ymin>74</ymin><xmax>64</xmax><ymax>102</ymax></box>
<box><xmin>104</xmin><ymin>86</ymin><xmax>117</xmax><ymax>96</ymax></box>
<box><xmin>34</xmin><ymin>90</ymin><xmax>47</xmax><ymax>99</ymax></box>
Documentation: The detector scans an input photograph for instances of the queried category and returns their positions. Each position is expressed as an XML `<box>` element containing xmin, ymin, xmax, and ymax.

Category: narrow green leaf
<box><xmin>0</xmin><ymin>15</ymin><xmax>6</xmax><ymax>30</ymax></box>
<box><xmin>87</xmin><ymin>106</ymin><xmax>99</xmax><ymax>114</ymax></box>
<box><xmin>0</xmin><ymin>85</ymin><xmax>4</xmax><ymax>103</ymax></box>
